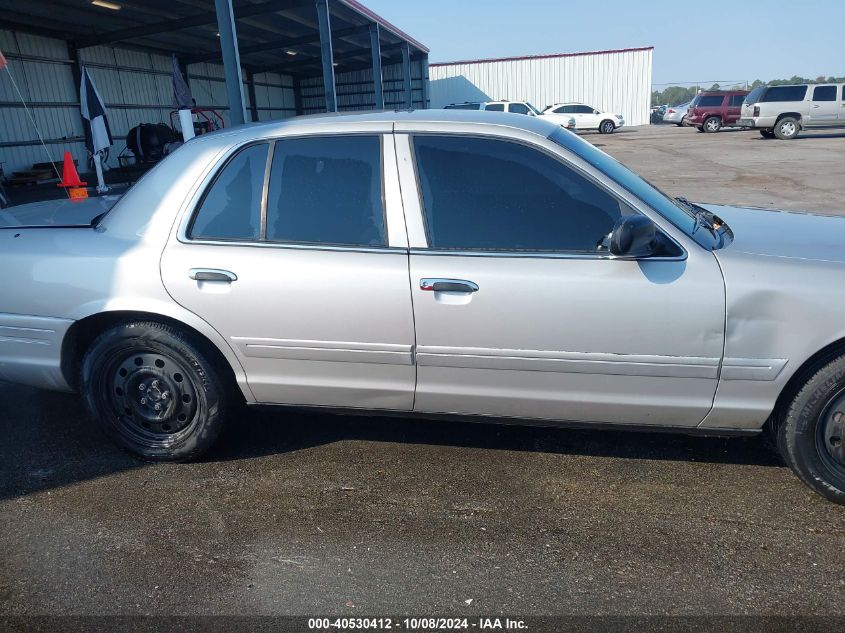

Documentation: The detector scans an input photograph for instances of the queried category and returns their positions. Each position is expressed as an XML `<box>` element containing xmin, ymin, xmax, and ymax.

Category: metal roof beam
<box><xmin>253</xmin><ymin>42</ymin><xmax>400</xmax><ymax>75</ymax></box>
<box><xmin>185</xmin><ymin>24</ymin><xmax>368</xmax><ymax>65</ymax></box>
<box><xmin>76</xmin><ymin>0</ymin><xmax>311</xmax><ymax>48</ymax></box>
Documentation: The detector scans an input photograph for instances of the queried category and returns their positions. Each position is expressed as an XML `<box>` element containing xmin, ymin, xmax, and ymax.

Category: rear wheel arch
<box><xmin>776</xmin><ymin>111</ymin><xmax>803</xmax><ymax>124</ymax></box>
<box><xmin>61</xmin><ymin>311</ymin><xmax>245</xmax><ymax>404</ymax></box>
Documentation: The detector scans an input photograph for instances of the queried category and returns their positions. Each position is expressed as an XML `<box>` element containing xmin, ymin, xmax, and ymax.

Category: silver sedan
<box><xmin>2</xmin><ymin>110</ymin><xmax>845</xmax><ymax>504</ymax></box>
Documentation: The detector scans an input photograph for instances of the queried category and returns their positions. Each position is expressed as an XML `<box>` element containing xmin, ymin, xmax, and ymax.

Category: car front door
<box><xmin>579</xmin><ymin>105</ymin><xmax>601</xmax><ymax>128</ymax></box>
<box><xmin>807</xmin><ymin>85</ymin><xmax>839</xmax><ymax>126</ymax></box>
<box><xmin>395</xmin><ymin>131</ymin><xmax>726</xmax><ymax>428</ymax></box>
<box><xmin>161</xmin><ymin>132</ymin><xmax>416</xmax><ymax>409</ymax></box>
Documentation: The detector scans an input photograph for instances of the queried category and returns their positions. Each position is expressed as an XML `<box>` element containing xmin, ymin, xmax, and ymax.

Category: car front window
<box><xmin>549</xmin><ymin>128</ymin><xmax>698</xmax><ymax>239</ymax></box>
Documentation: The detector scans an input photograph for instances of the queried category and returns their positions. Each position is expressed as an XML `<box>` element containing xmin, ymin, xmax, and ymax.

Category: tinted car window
<box><xmin>729</xmin><ymin>94</ymin><xmax>746</xmax><ymax>106</ymax></box>
<box><xmin>697</xmin><ymin>95</ymin><xmax>725</xmax><ymax>107</ymax></box>
<box><xmin>762</xmin><ymin>85</ymin><xmax>808</xmax><ymax>102</ymax></box>
<box><xmin>745</xmin><ymin>86</ymin><xmax>765</xmax><ymax>104</ymax></box>
<box><xmin>484</xmin><ymin>103</ymin><xmax>505</xmax><ymax>111</ymax></box>
<box><xmin>190</xmin><ymin>143</ymin><xmax>268</xmax><ymax>241</ymax></box>
<box><xmin>509</xmin><ymin>103</ymin><xmax>530</xmax><ymax>115</ymax></box>
<box><xmin>575</xmin><ymin>105</ymin><xmax>595</xmax><ymax>114</ymax></box>
<box><xmin>266</xmin><ymin>136</ymin><xmax>385</xmax><ymax>247</ymax></box>
<box><xmin>554</xmin><ymin>105</ymin><xmax>575</xmax><ymax>114</ymax></box>
<box><xmin>813</xmin><ymin>85</ymin><xmax>837</xmax><ymax>101</ymax></box>
<box><xmin>444</xmin><ymin>103</ymin><xmax>480</xmax><ymax>110</ymax></box>
<box><xmin>413</xmin><ymin>135</ymin><xmax>628</xmax><ymax>252</ymax></box>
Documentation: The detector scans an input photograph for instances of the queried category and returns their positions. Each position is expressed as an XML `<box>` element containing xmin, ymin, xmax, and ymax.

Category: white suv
<box><xmin>444</xmin><ymin>101</ymin><xmax>577</xmax><ymax>130</ymax></box>
<box><xmin>541</xmin><ymin>103</ymin><xmax>625</xmax><ymax>134</ymax></box>
<box><xmin>738</xmin><ymin>83</ymin><xmax>845</xmax><ymax>139</ymax></box>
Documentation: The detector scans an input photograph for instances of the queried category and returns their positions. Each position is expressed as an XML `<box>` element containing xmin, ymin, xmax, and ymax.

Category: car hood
<box><xmin>0</xmin><ymin>195</ymin><xmax>120</xmax><ymax>228</ymax></box>
<box><xmin>701</xmin><ymin>203</ymin><xmax>845</xmax><ymax>264</ymax></box>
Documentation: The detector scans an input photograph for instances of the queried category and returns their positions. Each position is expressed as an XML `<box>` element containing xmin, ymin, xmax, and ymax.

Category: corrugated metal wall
<box><xmin>0</xmin><ymin>29</ymin><xmax>295</xmax><ymax>175</ymax></box>
<box><xmin>300</xmin><ymin>58</ymin><xmax>426</xmax><ymax>113</ymax></box>
<box><xmin>429</xmin><ymin>49</ymin><xmax>654</xmax><ymax>127</ymax></box>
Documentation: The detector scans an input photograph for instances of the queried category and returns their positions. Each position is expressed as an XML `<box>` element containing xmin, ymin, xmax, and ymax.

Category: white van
<box><xmin>738</xmin><ymin>83</ymin><xmax>845</xmax><ymax>139</ymax></box>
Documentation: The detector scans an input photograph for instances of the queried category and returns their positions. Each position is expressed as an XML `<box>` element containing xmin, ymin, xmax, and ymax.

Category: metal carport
<box><xmin>0</xmin><ymin>0</ymin><xmax>429</xmax><ymax>175</ymax></box>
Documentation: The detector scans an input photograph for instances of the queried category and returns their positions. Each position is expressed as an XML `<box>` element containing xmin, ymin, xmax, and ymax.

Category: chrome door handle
<box><xmin>420</xmin><ymin>278</ymin><xmax>479</xmax><ymax>293</ymax></box>
<box><xmin>189</xmin><ymin>268</ymin><xmax>238</xmax><ymax>282</ymax></box>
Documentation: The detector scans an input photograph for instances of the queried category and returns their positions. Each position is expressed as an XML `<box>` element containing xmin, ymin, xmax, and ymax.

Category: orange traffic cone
<box><xmin>57</xmin><ymin>151</ymin><xmax>88</xmax><ymax>199</ymax></box>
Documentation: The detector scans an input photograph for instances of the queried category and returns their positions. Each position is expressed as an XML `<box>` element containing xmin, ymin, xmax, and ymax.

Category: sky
<box><xmin>363</xmin><ymin>0</ymin><xmax>845</xmax><ymax>87</ymax></box>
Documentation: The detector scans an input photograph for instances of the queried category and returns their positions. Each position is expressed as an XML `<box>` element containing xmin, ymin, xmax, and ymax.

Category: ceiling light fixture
<box><xmin>286</xmin><ymin>50</ymin><xmax>297</xmax><ymax>56</ymax></box>
<box><xmin>91</xmin><ymin>0</ymin><xmax>122</xmax><ymax>9</ymax></box>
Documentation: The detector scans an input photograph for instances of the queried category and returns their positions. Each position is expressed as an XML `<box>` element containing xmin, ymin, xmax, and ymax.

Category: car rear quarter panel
<box><xmin>0</xmin><ymin>135</ymin><xmax>251</xmax><ymax>395</ymax></box>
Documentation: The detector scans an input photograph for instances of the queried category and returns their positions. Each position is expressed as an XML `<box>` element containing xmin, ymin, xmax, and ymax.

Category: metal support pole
<box><xmin>401</xmin><ymin>42</ymin><xmax>412</xmax><ymax>109</ymax></box>
<box><xmin>293</xmin><ymin>77</ymin><xmax>304</xmax><ymax>116</ymax></box>
<box><xmin>246</xmin><ymin>70</ymin><xmax>259</xmax><ymax>122</ymax></box>
<box><xmin>420</xmin><ymin>54</ymin><xmax>430</xmax><ymax>110</ymax></box>
<box><xmin>368</xmin><ymin>23</ymin><xmax>384</xmax><ymax>110</ymax></box>
<box><xmin>316</xmin><ymin>0</ymin><xmax>337</xmax><ymax>113</ymax></box>
<box><xmin>214</xmin><ymin>0</ymin><xmax>247</xmax><ymax>126</ymax></box>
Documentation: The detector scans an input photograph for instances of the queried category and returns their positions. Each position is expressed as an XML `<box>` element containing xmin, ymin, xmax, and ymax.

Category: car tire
<box><xmin>81</xmin><ymin>321</ymin><xmax>229</xmax><ymax>462</ymax></box>
<box><xmin>703</xmin><ymin>116</ymin><xmax>722</xmax><ymax>133</ymax></box>
<box><xmin>760</xmin><ymin>130</ymin><xmax>776</xmax><ymax>139</ymax></box>
<box><xmin>599</xmin><ymin>120</ymin><xmax>616</xmax><ymax>134</ymax></box>
<box><xmin>778</xmin><ymin>354</ymin><xmax>845</xmax><ymax>504</ymax></box>
<box><xmin>774</xmin><ymin>117</ymin><xmax>800</xmax><ymax>140</ymax></box>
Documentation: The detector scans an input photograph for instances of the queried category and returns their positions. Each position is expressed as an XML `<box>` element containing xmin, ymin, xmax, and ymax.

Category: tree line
<box><xmin>652</xmin><ymin>75</ymin><xmax>845</xmax><ymax>106</ymax></box>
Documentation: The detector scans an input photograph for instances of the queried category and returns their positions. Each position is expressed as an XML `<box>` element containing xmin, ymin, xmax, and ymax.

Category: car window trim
<box><xmin>183</xmin><ymin>133</ymin><xmax>393</xmax><ymax>252</ymax></box>
<box><xmin>407</xmin><ymin>131</ymin><xmax>686</xmax><ymax>261</ymax></box>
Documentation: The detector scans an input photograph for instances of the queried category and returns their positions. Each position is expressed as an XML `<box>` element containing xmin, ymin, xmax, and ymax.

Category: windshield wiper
<box><xmin>675</xmin><ymin>197</ymin><xmax>723</xmax><ymax>234</ymax></box>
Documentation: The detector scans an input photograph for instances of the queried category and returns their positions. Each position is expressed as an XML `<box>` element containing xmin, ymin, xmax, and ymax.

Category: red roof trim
<box><xmin>337</xmin><ymin>0</ymin><xmax>430</xmax><ymax>54</ymax></box>
<box><xmin>429</xmin><ymin>46</ymin><xmax>654</xmax><ymax>67</ymax></box>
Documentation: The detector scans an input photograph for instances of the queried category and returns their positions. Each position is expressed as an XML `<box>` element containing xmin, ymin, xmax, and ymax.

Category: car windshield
<box><xmin>549</xmin><ymin>128</ymin><xmax>696</xmax><ymax>236</ymax></box>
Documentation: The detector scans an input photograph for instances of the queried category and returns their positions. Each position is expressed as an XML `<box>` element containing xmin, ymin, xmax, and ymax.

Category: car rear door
<box><xmin>394</xmin><ymin>129</ymin><xmax>726</xmax><ymax>428</ymax></box>
<box><xmin>727</xmin><ymin>94</ymin><xmax>745</xmax><ymax>124</ymax></box>
<box><xmin>806</xmin><ymin>85</ymin><xmax>839</xmax><ymax>126</ymax></box>
<box><xmin>161</xmin><ymin>131</ymin><xmax>416</xmax><ymax>409</ymax></box>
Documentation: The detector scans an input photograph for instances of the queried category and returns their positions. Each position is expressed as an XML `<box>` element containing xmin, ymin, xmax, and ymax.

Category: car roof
<box><xmin>198</xmin><ymin>109</ymin><xmax>560</xmax><ymax>143</ymax></box>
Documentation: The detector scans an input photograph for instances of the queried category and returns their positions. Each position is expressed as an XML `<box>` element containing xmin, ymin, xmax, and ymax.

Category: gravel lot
<box><xmin>2</xmin><ymin>124</ymin><xmax>845</xmax><ymax>624</ymax></box>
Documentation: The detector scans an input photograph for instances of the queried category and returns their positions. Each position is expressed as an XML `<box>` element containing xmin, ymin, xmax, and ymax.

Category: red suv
<box><xmin>684</xmin><ymin>90</ymin><xmax>749</xmax><ymax>132</ymax></box>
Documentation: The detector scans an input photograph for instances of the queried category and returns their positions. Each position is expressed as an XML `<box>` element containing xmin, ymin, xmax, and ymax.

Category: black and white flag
<box><xmin>80</xmin><ymin>66</ymin><xmax>112</xmax><ymax>154</ymax></box>
<box><xmin>172</xmin><ymin>54</ymin><xmax>193</xmax><ymax>110</ymax></box>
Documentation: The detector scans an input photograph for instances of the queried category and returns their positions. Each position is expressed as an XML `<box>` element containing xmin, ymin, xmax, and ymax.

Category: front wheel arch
<box><xmin>61</xmin><ymin>311</ymin><xmax>244</xmax><ymax>404</ymax></box>
<box><xmin>768</xmin><ymin>337</ymin><xmax>845</xmax><ymax>437</ymax></box>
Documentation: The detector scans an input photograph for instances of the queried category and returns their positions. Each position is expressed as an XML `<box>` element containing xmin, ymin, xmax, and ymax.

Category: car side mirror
<box><xmin>609</xmin><ymin>215</ymin><xmax>660</xmax><ymax>258</ymax></box>
<box><xmin>594</xmin><ymin>109</ymin><xmax>600</xmax><ymax>115</ymax></box>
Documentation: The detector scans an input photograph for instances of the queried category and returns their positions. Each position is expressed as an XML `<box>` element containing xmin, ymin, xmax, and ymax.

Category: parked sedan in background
<box><xmin>542</xmin><ymin>102</ymin><xmax>625</xmax><ymax>133</ymax></box>
<box><xmin>2</xmin><ymin>110</ymin><xmax>845</xmax><ymax>505</ymax></box>
<box><xmin>663</xmin><ymin>102</ymin><xmax>690</xmax><ymax>126</ymax></box>
<box><xmin>445</xmin><ymin>101</ymin><xmax>576</xmax><ymax>130</ymax></box>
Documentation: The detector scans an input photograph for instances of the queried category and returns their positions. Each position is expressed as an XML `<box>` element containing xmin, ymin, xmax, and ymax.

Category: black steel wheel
<box><xmin>778</xmin><ymin>354</ymin><xmax>845</xmax><ymax>504</ymax></box>
<box><xmin>81</xmin><ymin>321</ymin><xmax>229</xmax><ymax>461</ymax></box>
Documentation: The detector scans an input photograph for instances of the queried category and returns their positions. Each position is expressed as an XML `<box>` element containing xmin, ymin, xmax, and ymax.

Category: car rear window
<box><xmin>813</xmin><ymin>85</ymin><xmax>837</xmax><ymax>101</ymax></box>
<box><xmin>265</xmin><ymin>136</ymin><xmax>386</xmax><ymax>247</ymax></box>
<box><xmin>744</xmin><ymin>86</ymin><xmax>765</xmax><ymax>104</ymax></box>
<box><xmin>190</xmin><ymin>143</ymin><xmax>269</xmax><ymax>241</ymax></box>
<box><xmin>484</xmin><ymin>103</ymin><xmax>505</xmax><ymax>111</ymax></box>
<box><xmin>761</xmin><ymin>86</ymin><xmax>808</xmax><ymax>102</ymax></box>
